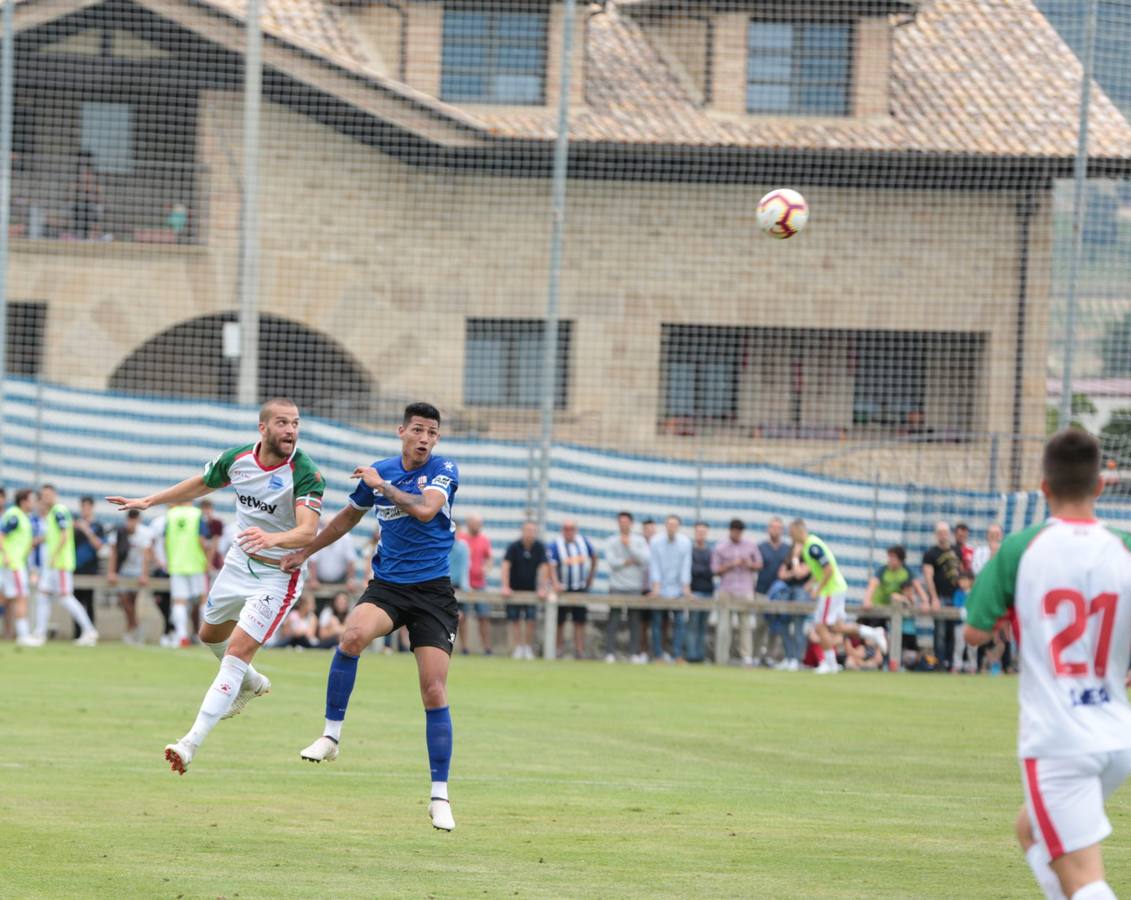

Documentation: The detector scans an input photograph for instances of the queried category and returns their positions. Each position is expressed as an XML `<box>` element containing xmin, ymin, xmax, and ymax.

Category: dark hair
<box><xmin>728</xmin><ymin>518</ymin><xmax>745</xmax><ymax>530</ymax></box>
<box><xmin>15</xmin><ymin>488</ymin><xmax>33</xmax><ymax>505</ymax></box>
<box><xmin>617</xmin><ymin>511</ymin><xmax>633</xmax><ymax>521</ymax></box>
<box><xmin>886</xmin><ymin>545</ymin><xmax>907</xmax><ymax>563</ymax></box>
<box><xmin>41</xmin><ymin>483</ymin><xmax>56</xmax><ymax>492</ymax></box>
<box><xmin>954</xmin><ymin>522</ymin><xmax>969</xmax><ymax>532</ymax></box>
<box><xmin>694</xmin><ymin>521</ymin><xmax>708</xmax><ymax>528</ymax></box>
<box><xmin>403</xmin><ymin>402</ymin><xmax>441</xmax><ymax>426</ymax></box>
<box><xmin>127</xmin><ymin>509</ymin><xmax>141</xmax><ymax>520</ymax></box>
<box><xmin>641</xmin><ymin>518</ymin><xmax>656</xmax><ymax>526</ymax></box>
<box><xmin>1043</xmin><ymin>429</ymin><xmax>1101</xmax><ymax>501</ymax></box>
<box><xmin>80</xmin><ymin>495</ymin><xmax>95</xmax><ymax>506</ymax></box>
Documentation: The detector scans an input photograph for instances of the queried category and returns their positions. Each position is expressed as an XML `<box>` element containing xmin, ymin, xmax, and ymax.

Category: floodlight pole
<box><xmin>0</xmin><ymin>0</ymin><xmax>14</xmax><ymax>482</ymax></box>
<box><xmin>535</xmin><ymin>0</ymin><xmax>576</xmax><ymax>535</ymax></box>
<box><xmin>1059</xmin><ymin>0</ymin><xmax>1097</xmax><ymax>431</ymax></box>
<box><xmin>237</xmin><ymin>0</ymin><xmax>262</xmax><ymax>406</ymax></box>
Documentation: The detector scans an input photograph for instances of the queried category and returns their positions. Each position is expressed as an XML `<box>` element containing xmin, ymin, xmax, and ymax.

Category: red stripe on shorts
<box><xmin>820</xmin><ymin>596</ymin><xmax>830</xmax><ymax>624</ymax></box>
<box><xmin>1024</xmin><ymin>757</ymin><xmax>1064</xmax><ymax>860</ymax></box>
<box><xmin>14</xmin><ymin>570</ymin><xmax>23</xmax><ymax>595</ymax></box>
<box><xmin>262</xmin><ymin>570</ymin><xmax>301</xmax><ymax>643</ymax></box>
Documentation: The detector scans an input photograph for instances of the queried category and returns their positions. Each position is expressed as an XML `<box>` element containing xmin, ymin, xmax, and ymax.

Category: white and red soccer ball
<box><xmin>756</xmin><ymin>188</ymin><xmax>809</xmax><ymax>240</ymax></box>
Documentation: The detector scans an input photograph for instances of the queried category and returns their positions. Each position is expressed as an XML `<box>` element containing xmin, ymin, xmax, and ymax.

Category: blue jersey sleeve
<box><xmin>54</xmin><ymin>510</ymin><xmax>68</xmax><ymax>529</ymax></box>
<box><xmin>423</xmin><ymin>458</ymin><xmax>459</xmax><ymax>501</ymax></box>
<box><xmin>808</xmin><ymin>542</ymin><xmax>828</xmax><ymax>566</ymax></box>
<box><xmin>348</xmin><ymin>461</ymin><xmax>382</xmax><ymax>510</ymax></box>
<box><xmin>0</xmin><ymin>513</ymin><xmax>17</xmax><ymax>535</ymax></box>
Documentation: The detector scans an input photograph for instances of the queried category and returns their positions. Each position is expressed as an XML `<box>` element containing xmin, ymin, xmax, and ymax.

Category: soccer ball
<box><xmin>756</xmin><ymin>189</ymin><xmax>809</xmax><ymax>240</ymax></box>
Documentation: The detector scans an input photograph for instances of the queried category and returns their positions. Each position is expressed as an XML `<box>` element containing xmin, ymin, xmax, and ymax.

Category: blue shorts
<box><xmin>506</xmin><ymin>604</ymin><xmax>537</xmax><ymax>622</ymax></box>
<box><xmin>459</xmin><ymin>602</ymin><xmax>492</xmax><ymax>618</ymax></box>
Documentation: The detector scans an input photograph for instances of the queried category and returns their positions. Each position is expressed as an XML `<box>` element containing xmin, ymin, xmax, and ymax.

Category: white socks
<box><xmin>431</xmin><ymin>781</ymin><xmax>449</xmax><ymax>801</ymax></box>
<box><xmin>36</xmin><ymin>592</ymin><xmax>95</xmax><ymax>635</ymax></box>
<box><xmin>1071</xmin><ymin>883</ymin><xmax>1116</xmax><ymax>900</ymax></box>
<box><xmin>14</xmin><ymin>617</ymin><xmax>29</xmax><ymax>639</ymax></box>
<box><xmin>859</xmin><ymin>625</ymin><xmax>879</xmax><ymax>643</ymax></box>
<box><xmin>172</xmin><ymin>603</ymin><xmax>189</xmax><ymax>641</ymax></box>
<box><xmin>185</xmin><ymin>655</ymin><xmax>248</xmax><ymax>747</ymax></box>
<box><xmin>1024</xmin><ymin>844</ymin><xmax>1066</xmax><ymax>900</ymax></box>
<box><xmin>206</xmin><ymin>640</ymin><xmax>265</xmax><ymax>692</ymax></box>
<box><xmin>35</xmin><ymin>593</ymin><xmax>51</xmax><ymax>638</ymax></box>
<box><xmin>324</xmin><ymin>718</ymin><xmax>343</xmax><ymax>742</ymax></box>
<box><xmin>823</xmin><ymin>649</ymin><xmax>837</xmax><ymax>667</ymax></box>
<box><xmin>62</xmin><ymin>594</ymin><xmax>94</xmax><ymax>631</ymax></box>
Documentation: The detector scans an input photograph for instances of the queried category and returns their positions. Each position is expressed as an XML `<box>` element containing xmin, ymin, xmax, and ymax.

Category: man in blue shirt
<box><xmin>281</xmin><ymin>402</ymin><xmax>459</xmax><ymax>832</ymax></box>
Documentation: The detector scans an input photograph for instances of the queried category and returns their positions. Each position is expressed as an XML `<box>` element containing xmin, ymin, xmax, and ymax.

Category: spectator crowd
<box><xmin>0</xmin><ymin>481</ymin><xmax>1012</xmax><ymax>673</ymax></box>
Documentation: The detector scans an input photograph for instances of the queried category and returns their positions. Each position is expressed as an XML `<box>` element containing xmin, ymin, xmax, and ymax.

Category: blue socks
<box><xmin>425</xmin><ymin>706</ymin><xmax>453</xmax><ymax>783</ymax></box>
<box><xmin>325</xmin><ymin>648</ymin><xmax>359</xmax><ymax>722</ymax></box>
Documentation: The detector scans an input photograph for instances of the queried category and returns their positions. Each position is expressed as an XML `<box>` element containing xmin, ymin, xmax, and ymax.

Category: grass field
<box><xmin>3</xmin><ymin>645</ymin><xmax>1130</xmax><ymax>899</ymax></box>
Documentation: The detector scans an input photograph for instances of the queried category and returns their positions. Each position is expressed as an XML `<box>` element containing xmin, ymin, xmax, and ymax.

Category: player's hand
<box><xmin>138</xmin><ymin>573</ymin><xmax>149</xmax><ymax>588</ymax></box>
<box><xmin>106</xmin><ymin>495</ymin><xmax>150</xmax><ymax>511</ymax></box>
<box><xmin>106</xmin><ymin>571</ymin><xmax>118</xmax><ymax>587</ymax></box>
<box><xmin>237</xmin><ymin>527</ymin><xmax>277</xmax><ymax>555</ymax></box>
<box><xmin>501</xmin><ymin>585</ymin><xmax>512</xmax><ymax>598</ymax></box>
<box><xmin>352</xmin><ymin>467</ymin><xmax>386</xmax><ymax>492</ymax></box>
<box><xmin>280</xmin><ymin>551</ymin><xmax>306</xmax><ymax>573</ymax></box>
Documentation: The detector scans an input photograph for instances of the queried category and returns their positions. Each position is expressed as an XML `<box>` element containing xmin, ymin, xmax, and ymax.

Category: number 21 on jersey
<box><xmin>1044</xmin><ymin>589</ymin><xmax>1118</xmax><ymax>678</ymax></box>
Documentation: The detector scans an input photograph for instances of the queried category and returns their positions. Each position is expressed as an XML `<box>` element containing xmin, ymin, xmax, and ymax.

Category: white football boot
<box><xmin>164</xmin><ymin>739</ymin><xmax>196</xmax><ymax>775</ymax></box>
<box><xmin>300</xmin><ymin>735</ymin><xmax>340</xmax><ymax>763</ymax></box>
<box><xmin>429</xmin><ymin>798</ymin><xmax>456</xmax><ymax>832</ymax></box>
<box><xmin>74</xmin><ymin>628</ymin><xmax>99</xmax><ymax>647</ymax></box>
<box><xmin>221</xmin><ymin>674</ymin><xmax>271</xmax><ymax>720</ymax></box>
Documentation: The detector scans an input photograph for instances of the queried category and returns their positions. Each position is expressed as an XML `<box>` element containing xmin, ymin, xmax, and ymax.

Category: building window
<box><xmin>660</xmin><ymin>325</ymin><xmax>743</xmax><ymax>423</ymax></box>
<box><xmin>659</xmin><ymin>325</ymin><xmax>985</xmax><ymax>439</ymax></box>
<box><xmin>6</xmin><ymin>302</ymin><xmax>47</xmax><ymax>376</ymax></box>
<box><xmin>80</xmin><ymin>101</ymin><xmax>134</xmax><ymax>173</ymax></box>
<box><xmin>746</xmin><ymin>21</ymin><xmax>853</xmax><ymax>115</ymax></box>
<box><xmin>464</xmin><ymin>318</ymin><xmax>570</xmax><ymax>409</ymax></box>
<box><xmin>441</xmin><ymin>7</ymin><xmax>547</xmax><ymax>104</ymax></box>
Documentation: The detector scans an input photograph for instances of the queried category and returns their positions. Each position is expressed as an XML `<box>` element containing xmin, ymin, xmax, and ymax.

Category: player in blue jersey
<box><xmin>281</xmin><ymin>402</ymin><xmax>460</xmax><ymax>831</ymax></box>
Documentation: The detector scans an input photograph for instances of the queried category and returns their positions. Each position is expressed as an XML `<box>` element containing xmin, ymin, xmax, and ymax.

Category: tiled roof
<box><xmin>21</xmin><ymin>0</ymin><xmax>1131</xmax><ymax>158</ymax></box>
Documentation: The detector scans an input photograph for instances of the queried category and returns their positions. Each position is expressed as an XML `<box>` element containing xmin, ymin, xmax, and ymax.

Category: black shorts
<box><xmin>358</xmin><ymin>577</ymin><xmax>459</xmax><ymax>655</ymax></box>
<box><xmin>557</xmin><ymin>603</ymin><xmax>588</xmax><ymax>625</ymax></box>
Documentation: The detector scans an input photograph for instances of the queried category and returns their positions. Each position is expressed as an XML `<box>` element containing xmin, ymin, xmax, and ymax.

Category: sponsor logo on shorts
<box><xmin>448</xmin><ymin>632</ymin><xmax>455</xmax><ymax>645</ymax></box>
<box><xmin>254</xmin><ymin>596</ymin><xmax>273</xmax><ymax>619</ymax></box>
<box><xmin>236</xmin><ymin>492</ymin><xmax>278</xmax><ymax>515</ymax></box>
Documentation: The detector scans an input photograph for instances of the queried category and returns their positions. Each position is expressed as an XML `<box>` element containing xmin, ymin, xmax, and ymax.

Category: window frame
<box><xmin>745</xmin><ymin>19</ymin><xmax>855</xmax><ymax>117</ymax></box>
<box><xmin>464</xmin><ymin>318</ymin><xmax>571</xmax><ymax>410</ymax></box>
<box><xmin>440</xmin><ymin>5</ymin><xmax>549</xmax><ymax>106</ymax></box>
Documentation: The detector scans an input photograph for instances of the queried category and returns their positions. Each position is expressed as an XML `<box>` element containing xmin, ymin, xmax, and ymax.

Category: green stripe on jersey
<box><xmin>202</xmin><ymin>444</ymin><xmax>254</xmax><ymax>489</ymax></box>
<box><xmin>965</xmin><ymin>521</ymin><xmax>1047</xmax><ymax>632</ymax></box>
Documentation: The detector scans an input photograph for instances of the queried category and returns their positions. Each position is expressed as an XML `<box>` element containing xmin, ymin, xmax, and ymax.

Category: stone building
<box><xmin>6</xmin><ymin>0</ymin><xmax>1131</xmax><ymax>488</ymax></box>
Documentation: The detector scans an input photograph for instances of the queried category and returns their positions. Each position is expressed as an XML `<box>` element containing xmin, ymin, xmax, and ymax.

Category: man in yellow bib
<box><xmin>36</xmin><ymin>484</ymin><xmax>97</xmax><ymax>645</ymax></box>
<box><xmin>164</xmin><ymin>500</ymin><xmax>210</xmax><ymax>647</ymax></box>
<box><xmin>789</xmin><ymin>519</ymin><xmax>887</xmax><ymax>674</ymax></box>
<box><xmin>2</xmin><ymin>489</ymin><xmax>41</xmax><ymax>646</ymax></box>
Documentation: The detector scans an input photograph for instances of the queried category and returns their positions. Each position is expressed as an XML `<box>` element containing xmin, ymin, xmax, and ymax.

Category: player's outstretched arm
<box><xmin>279</xmin><ymin>505</ymin><xmax>366</xmax><ymax>572</ymax></box>
<box><xmin>239</xmin><ymin>505</ymin><xmax>323</xmax><ymax>556</ymax></box>
<box><xmin>353</xmin><ymin>466</ymin><xmax>447</xmax><ymax>523</ymax></box>
<box><xmin>106</xmin><ymin>475</ymin><xmax>212</xmax><ymax>512</ymax></box>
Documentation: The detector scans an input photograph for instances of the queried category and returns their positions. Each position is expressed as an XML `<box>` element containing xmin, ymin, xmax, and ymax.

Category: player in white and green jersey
<box><xmin>966</xmin><ymin>430</ymin><xmax>1131</xmax><ymax>900</ymax></box>
<box><xmin>789</xmin><ymin>519</ymin><xmax>887</xmax><ymax>674</ymax></box>
<box><xmin>108</xmin><ymin>398</ymin><xmax>324</xmax><ymax>775</ymax></box>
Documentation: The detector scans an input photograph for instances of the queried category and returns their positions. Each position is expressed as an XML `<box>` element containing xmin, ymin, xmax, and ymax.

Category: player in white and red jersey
<box><xmin>966</xmin><ymin>429</ymin><xmax>1131</xmax><ymax>900</ymax></box>
<box><xmin>107</xmin><ymin>398</ymin><xmax>324</xmax><ymax>774</ymax></box>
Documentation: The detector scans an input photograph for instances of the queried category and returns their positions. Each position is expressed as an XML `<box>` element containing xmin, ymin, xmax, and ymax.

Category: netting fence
<box><xmin>2</xmin><ymin>0</ymin><xmax>1131</xmax><ymax>568</ymax></box>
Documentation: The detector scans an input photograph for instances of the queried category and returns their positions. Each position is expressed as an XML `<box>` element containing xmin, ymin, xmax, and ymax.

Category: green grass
<box><xmin>3</xmin><ymin>646</ymin><xmax>1130</xmax><ymax>899</ymax></box>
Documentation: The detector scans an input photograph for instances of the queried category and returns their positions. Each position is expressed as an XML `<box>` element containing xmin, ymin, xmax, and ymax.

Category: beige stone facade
<box><xmin>11</xmin><ymin>84</ymin><xmax>1050</xmax><ymax>489</ymax></box>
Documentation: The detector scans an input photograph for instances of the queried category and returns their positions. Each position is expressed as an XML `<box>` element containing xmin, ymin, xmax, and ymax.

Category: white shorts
<box><xmin>1021</xmin><ymin>750</ymin><xmax>1131</xmax><ymax>860</ymax></box>
<box><xmin>814</xmin><ymin>592</ymin><xmax>846</xmax><ymax>626</ymax></box>
<box><xmin>1</xmin><ymin>567</ymin><xmax>29</xmax><ymax>599</ymax></box>
<box><xmin>39</xmin><ymin>568</ymin><xmax>73</xmax><ymax>597</ymax></box>
<box><xmin>171</xmin><ymin>573</ymin><xmax>208</xmax><ymax>602</ymax></box>
<box><xmin>203</xmin><ymin>555</ymin><xmax>303</xmax><ymax>645</ymax></box>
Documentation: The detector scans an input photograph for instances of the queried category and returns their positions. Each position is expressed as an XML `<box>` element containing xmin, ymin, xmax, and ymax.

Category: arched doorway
<box><xmin>109</xmin><ymin>312</ymin><xmax>373</xmax><ymax>420</ymax></box>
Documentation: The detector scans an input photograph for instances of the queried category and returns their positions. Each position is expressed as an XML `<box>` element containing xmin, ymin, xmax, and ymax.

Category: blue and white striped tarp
<box><xmin>5</xmin><ymin>379</ymin><xmax>1131</xmax><ymax>597</ymax></box>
